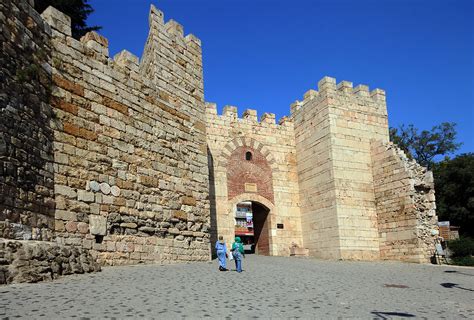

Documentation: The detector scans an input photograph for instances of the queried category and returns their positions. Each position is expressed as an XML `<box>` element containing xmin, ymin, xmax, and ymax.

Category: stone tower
<box><xmin>292</xmin><ymin>77</ymin><xmax>389</xmax><ymax>260</ymax></box>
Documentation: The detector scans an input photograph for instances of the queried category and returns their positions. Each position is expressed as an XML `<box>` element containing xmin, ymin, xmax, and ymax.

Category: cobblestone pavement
<box><xmin>1</xmin><ymin>255</ymin><xmax>473</xmax><ymax>319</ymax></box>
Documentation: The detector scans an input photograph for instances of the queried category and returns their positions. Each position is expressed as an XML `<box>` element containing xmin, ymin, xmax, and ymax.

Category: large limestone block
<box><xmin>89</xmin><ymin>215</ymin><xmax>107</xmax><ymax>236</ymax></box>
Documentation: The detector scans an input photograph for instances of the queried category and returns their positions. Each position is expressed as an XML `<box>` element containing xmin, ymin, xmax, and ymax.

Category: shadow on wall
<box><xmin>0</xmin><ymin>0</ymin><xmax>55</xmax><ymax>239</ymax></box>
<box><xmin>207</xmin><ymin>147</ymin><xmax>218</xmax><ymax>259</ymax></box>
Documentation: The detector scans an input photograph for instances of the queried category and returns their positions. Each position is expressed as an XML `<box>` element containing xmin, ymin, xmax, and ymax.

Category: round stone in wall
<box><xmin>100</xmin><ymin>182</ymin><xmax>111</xmax><ymax>195</ymax></box>
<box><xmin>111</xmin><ymin>185</ymin><xmax>121</xmax><ymax>197</ymax></box>
<box><xmin>89</xmin><ymin>181</ymin><xmax>100</xmax><ymax>192</ymax></box>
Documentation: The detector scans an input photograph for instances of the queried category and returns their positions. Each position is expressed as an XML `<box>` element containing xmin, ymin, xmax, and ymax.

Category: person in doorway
<box><xmin>231</xmin><ymin>236</ymin><xmax>245</xmax><ymax>273</ymax></box>
<box><xmin>215</xmin><ymin>235</ymin><xmax>228</xmax><ymax>271</ymax></box>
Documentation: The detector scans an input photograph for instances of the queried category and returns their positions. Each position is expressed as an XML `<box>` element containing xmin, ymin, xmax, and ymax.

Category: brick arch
<box><xmin>227</xmin><ymin>193</ymin><xmax>275</xmax><ymax>215</ymax></box>
<box><xmin>218</xmin><ymin>137</ymin><xmax>278</xmax><ymax>173</ymax></box>
<box><xmin>226</xmin><ymin>143</ymin><xmax>275</xmax><ymax>204</ymax></box>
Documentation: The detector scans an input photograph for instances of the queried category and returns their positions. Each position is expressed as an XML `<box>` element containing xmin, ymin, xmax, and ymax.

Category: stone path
<box><xmin>1</xmin><ymin>255</ymin><xmax>473</xmax><ymax>319</ymax></box>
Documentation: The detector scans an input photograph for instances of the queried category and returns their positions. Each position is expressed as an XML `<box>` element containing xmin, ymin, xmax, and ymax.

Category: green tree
<box><xmin>34</xmin><ymin>0</ymin><xmax>101</xmax><ymax>39</ymax></box>
<box><xmin>433</xmin><ymin>153</ymin><xmax>474</xmax><ymax>237</ymax></box>
<box><xmin>389</xmin><ymin>122</ymin><xmax>462</xmax><ymax>169</ymax></box>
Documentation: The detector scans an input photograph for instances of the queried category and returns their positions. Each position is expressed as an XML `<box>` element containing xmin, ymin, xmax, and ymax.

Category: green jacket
<box><xmin>232</xmin><ymin>237</ymin><xmax>244</xmax><ymax>254</ymax></box>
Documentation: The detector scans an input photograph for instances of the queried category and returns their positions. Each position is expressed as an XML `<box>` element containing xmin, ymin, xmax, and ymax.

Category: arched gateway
<box><xmin>207</xmin><ymin>133</ymin><xmax>304</xmax><ymax>257</ymax></box>
<box><xmin>228</xmin><ymin>194</ymin><xmax>275</xmax><ymax>256</ymax></box>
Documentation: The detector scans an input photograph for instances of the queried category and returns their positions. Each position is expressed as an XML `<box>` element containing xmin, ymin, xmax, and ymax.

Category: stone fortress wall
<box><xmin>1</xmin><ymin>0</ymin><xmax>210</xmax><ymax>284</ymax></box>
<box><xmin>0</xmin><ymin>0</ymin><xmax>439</xmax><ymax>284</ymax></box>
<box><xmin>46</xmin><ymin>3</ymin><xmax>210</xmax><ymax>266</ymax></box>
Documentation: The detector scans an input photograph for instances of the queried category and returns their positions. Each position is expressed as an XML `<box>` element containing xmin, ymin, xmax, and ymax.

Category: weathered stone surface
<box><xmin>138</xmin><ymin>226</ymin><xmax>156</xmax><ymax>234</ymax></box>
<box><xmin>78</xmin><ymin>190</ymin><xmax>94</xmax><ymax>203</ymax></box>
<box><xmin>99</xmin><ymin>183</ymin><xmax>111</xmax><ymax>195</ymax></box>
<box><xmin>0</xmin><ymin>239</ymin><xmax>100</xmax><ymax>285</ymax></box>
<box><xmin>77</xmin><ymin>222</ymin><xmax>89</xmax><ymax>234</ymax></box>
<box><xmin>89</xmin><ymin>181</ymin><xmax>100</xmax><ymax>192</ymax></box>
<box><xmin>110</xmin><ymin>186</ymin><xmax>121</xmax><ymax>197</ymax></box>
<box><xmin>89</xmin><ymin>216</ymin><xmax>107</xmax><ymax>236</ymax></box>
<box><xmin>120</xmin><ymin>223</ymin><xmax>137</xmax><ymax>229</ymax></box>
<box><xmin>372</xmin><ymin>141</ymin><xmax>438</xmax><ymax>263</ymax></box>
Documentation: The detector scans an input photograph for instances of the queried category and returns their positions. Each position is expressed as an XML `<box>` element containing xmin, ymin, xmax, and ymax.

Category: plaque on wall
<box><xmin>244</xmin><ymin>183</ymin><xmax>257</xmax><ymax>192</ymax></box>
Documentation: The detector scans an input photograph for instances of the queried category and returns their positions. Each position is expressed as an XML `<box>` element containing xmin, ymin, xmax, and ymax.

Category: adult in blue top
<box><xmin>215</xmin><ymin>235</ymin><xmax>228</xmax><ymax>271</ymax></box>
<box><xmin>231</xmin><ymin>236</ymin><xmax>245</xmax><ymax>273</ymax></box>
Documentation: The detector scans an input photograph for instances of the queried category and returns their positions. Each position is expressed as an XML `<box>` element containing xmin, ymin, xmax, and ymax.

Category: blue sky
<box><xmin>88</xmin><ymin>0</ymin><xmax>473</xmax><ymax>155</ymax></box>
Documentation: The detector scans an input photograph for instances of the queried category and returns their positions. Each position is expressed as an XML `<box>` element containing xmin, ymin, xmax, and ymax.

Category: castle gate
<box><xmin>207</xmin><ymin>127</ymin><xmax>304</xmax><ymax>257</ymax></box>
<box><xmin>228</xmin><ymin>194</ymin><xmax>275</xmax><ymax>256</ymax></box>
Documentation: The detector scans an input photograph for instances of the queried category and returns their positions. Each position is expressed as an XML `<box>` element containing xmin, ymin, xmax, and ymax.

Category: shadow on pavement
<box><xmin>444</xmin><ymin>270</ymin><xmax>474</xmax><ymax>276</ymax></box>
<box><xmin>371</xmin><ymin>311</ymin><xmax>415</xmax><ymax>319</ymax></box>
<box><xmin>440</xmin><ymin>282</ymin><xmax>474</xmax><ymax>292</ymax></box>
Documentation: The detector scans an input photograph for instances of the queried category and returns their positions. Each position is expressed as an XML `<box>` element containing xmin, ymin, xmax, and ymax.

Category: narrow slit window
<box><xmin>245</xmin><ymin>151</ymin><xmax>252</xmax><ymax>161</ymax></box>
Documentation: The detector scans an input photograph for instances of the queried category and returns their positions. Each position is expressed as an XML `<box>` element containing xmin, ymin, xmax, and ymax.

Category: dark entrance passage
<box><xmin>234</xmin><ymin>201</ymin><xmax>270</xmax><ymax>256</ymax></box>
<box><xmin>252</xmin><ymin>202</ymin><xmax>270</xmax><ymax>255</ymax></box>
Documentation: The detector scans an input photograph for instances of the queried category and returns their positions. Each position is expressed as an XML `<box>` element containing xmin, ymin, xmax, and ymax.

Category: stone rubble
<box><xmin>0</xmin><ymin>239</ymin><xmax>100</xmax><ymax>285</ymax></box>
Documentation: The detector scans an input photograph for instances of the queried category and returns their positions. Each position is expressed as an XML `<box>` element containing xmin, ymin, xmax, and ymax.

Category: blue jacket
<box><xmin>215</xmin><ymin>241</ymin><xmax>226</xmax><ymax>252</ymax></box>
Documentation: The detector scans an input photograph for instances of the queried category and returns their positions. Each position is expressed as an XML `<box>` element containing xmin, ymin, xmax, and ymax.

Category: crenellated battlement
<box><xmin>148</xmin><ymin>5</ymin><xmax>202</xmax><ymax>48</ymax></box>
<box><xmin>205</xmin><ymin>102</ymin><xmax>293</xmax><ymax>128</ymax></box>
<box><xmin>291</xmin><ymin>76</ymin><xmax>387</xmax><ymax>116</ymax></box>
<box><xmin>42</xmin><ymin>4</ymin><xmax>203</xmax><ymax>107</ymax></box>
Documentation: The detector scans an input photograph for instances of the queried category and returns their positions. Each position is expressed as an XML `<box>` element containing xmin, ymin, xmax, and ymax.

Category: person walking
<box><xmin>231</xmin><ymin>236</ymin><xmax>245</xmax><ymax>273</ymax></box>
<box><xmin>215</xmin><ymin>235</ymin><xmax>228</xmax><ymax>271</ymax></box>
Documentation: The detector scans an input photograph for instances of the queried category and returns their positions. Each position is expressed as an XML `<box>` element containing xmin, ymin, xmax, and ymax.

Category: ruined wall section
<box><xmin>371</xmin><ymin>141</ymin><xmax>437</xmax><ymax>263</ymax></box>
<box><xmin>293</xmin><ymin>77</ymin><xmax>388</xmax><ymax>260</ymax></box>
<box><xmin>206</xmin><ymin>104</ymin><xmax>302</xmax><ymax>256</ymax></box>
<box><xmin>0</xmin><ymin>0</ymin><xmax>55</xmax><ymax>241</ymax></box>
<box><xmin>43</xmin><ymin>6</ymin><xmax>209</xmax><ymax>265</ymax></box>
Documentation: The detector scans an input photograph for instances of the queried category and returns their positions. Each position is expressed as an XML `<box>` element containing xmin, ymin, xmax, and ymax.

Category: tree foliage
<box><xmin>34</xmin><ymin>0</ymin><xmax>101</xmax><ymax>39</ymax></box>
<box><xmin>433</xmin><ymin>153</ymin><xmax>474</xmax><ymax>237</ymax></box>
<box><xmin>389</xmin><ymin>122</ymin><xmax>461</xmax><ymax>169</ymax></box>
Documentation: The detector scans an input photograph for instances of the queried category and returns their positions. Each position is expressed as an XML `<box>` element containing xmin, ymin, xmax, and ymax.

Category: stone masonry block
<box><xmin>89</xmin><ymin>215</ymin><xmax>107</xmax><ymax>236</ymax></box>
<box><xmin>223</xmin><ymin>105</ymin><xmax>237</xmax><ymax>119</ymax></box>
<box><xmin>113</xmin><ymin>50</ymin><xmax>139</xmax><ymax>70</ymax></box>
<box><xmin>54</xmin><ymin>185</ymin><xmax>76</xmax><ymax>199</ymax></box>
<box><xmin>261</xmin><ymin>113</ymin><xmax>276</xmax><ymax>124</ymax></box>
<box><xmin>243</xmin><ymin>109</ymin><xmax>257</xmax><ymax>122</ymax></box>
<box><xmin>165</xmin><ymin>20</ymin><xmax>184</xmax><ymax>37</ymax></box>
<box><xmin>77</xmin><ymin>190</ymin><xmax>95</xmax><ymax>203</ymax></box>
<box><xmin>41</xmin><ymin>6</ymin><xmax>71</xmax><ymax>36</ymax></box>
<box><xmin>80</xmin><ymin>31</ymin><xmax>109</xmax><ymax>57</ymax></box>
<box><xmin>318</xmin><ymin>76</ymin><xmax>336</xmax><ymax>92</ymax></box>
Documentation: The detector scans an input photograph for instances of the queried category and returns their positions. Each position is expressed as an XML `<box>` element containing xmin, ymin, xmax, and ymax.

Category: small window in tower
<box><xmin>245</xmin><ymin>151</ymin><xmax>252</xmax><ymax>161</ymax></box>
